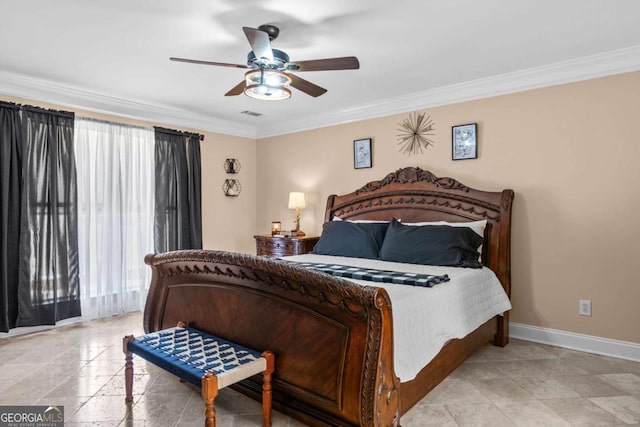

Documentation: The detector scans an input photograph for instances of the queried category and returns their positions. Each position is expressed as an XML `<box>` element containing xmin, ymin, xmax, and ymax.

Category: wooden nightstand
<box><xmin>254</xmin><ymin>234</ymin><xmax>320</xmax><ymax>257</ymax></box>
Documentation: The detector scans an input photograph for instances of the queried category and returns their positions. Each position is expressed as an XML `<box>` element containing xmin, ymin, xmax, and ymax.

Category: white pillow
<box><xmin>332</xmin><ymin>216</ymin><xmax>392</xmax><ymax>223</ymax></box>
<box><xmin>402</xmin><ymin>220</ymin><xmax>487</xmax><ymax>261</ymax></box>
<box><xmin>402</xmin><ymin>219</ymin><xmax>486</xmax><ymax>235</ymax></box>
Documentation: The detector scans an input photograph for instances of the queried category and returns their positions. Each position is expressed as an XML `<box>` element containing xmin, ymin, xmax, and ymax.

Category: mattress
<box><xmin>285</xmin><ymin>254</ymin><xmax>512</xmax><ymax>381</ymax></box>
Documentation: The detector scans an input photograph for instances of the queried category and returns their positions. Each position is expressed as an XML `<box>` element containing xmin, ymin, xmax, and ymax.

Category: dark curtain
<box><xmin>16</xmin><ymin>106</ymin><xmax>81</xmax><ymax>326</ymax></box>
<box><xmin>186</xmin><ymin>134</ymin><xmax>202</xmax><ymax>248</ymax></box>
<box><xmin>0</xmin><ymin>102</ymin><xmax>22</xmax><ymax>332</ymax></box>
<box><xmin>154</xmin><ymin>127</ymin><xmax>202</xmax><ymax>253</ymax></box>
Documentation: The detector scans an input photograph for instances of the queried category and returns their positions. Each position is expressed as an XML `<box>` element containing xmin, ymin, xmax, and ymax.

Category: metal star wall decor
<box><xmin>397</xmin><ymin>112</ymin><xmax>435</xmax><ymax>155</ymax></box>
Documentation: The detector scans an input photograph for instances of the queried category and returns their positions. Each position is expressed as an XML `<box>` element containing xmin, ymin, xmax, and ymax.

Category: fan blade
<box><xmin>170</xmin><ymin>57</ymin><xmax>248</xmax><ymax>69</ymax></box>
<box><xmin>288</xmin><ymin>56</ymin><xmax>359</xmax><ymax>72</ymax></box>
<box><xmin>225</xmin><ymin>81</ymin><xmax>246</xmax><ymax>96</ymax></box>
<box><xmin>289</xmin><ymin>74</ymin><xmax>327</xmax><ymax>97</ymax></box>
<box><xmin>242</xmin><ymin>27</ymin><xmax>274</xmax><ymax>65</ymax></box>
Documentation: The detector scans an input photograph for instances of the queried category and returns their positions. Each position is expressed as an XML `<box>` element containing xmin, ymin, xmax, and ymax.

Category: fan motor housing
<box><xmin>258</xmin><ymin>24</ymin><xmax>280</xmax><ymax>41</ymax></box>
<box><xmin>247</xmin><ymin>49</ymin><xmax>290</xmax><ymax>69</ymax></box>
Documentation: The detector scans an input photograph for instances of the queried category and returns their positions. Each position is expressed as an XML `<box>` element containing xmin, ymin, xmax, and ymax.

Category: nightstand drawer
<box><xmin>254</xmin><ymin>235</ymin><xmax>319</xmax><ymax>257</ymax></box>
<box><xmin>257</xmin><ymin>238</ymin><xmax>295</xmax><ymax>256</ymax></box>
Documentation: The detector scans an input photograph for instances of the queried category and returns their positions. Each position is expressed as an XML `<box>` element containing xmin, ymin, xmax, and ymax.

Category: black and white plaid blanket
<box><xmin>283</xmin><ymin>261</ymin><xmax>450</xmax><ymax>288</ymax></box>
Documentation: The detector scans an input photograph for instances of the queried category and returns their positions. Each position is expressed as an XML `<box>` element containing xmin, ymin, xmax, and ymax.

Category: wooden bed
<box><xmin>142</xmin><ymin>167</ymin><xmax>514</xmax><ymax>426</ymax></box>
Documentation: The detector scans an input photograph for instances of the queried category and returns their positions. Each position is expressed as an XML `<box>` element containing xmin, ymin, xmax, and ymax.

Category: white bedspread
<box><xmin>284</xmin><ymin>254</ymin><xmax>512</xmax><ymax>382</ymax></box>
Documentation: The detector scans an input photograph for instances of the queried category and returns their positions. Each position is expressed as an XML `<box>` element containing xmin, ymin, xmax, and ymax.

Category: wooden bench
<box><xmin>123</xmin><ymin>323</ymin><xmax>275</xmax><ymax>427</ymax></box>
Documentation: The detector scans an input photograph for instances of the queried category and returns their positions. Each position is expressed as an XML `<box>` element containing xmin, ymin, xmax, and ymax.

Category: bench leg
<box><xmin>261</xmin><ymin>351</ymin><xmax>275</xmax><ymax>427</ymax></box>
<box><xmin>202</xmin><ymin>372</ymin><xmax>219</xmax><ymax>427</ymax></box>
<box><xmin>177</xmin><ymin>322</ymin><xmax>188</xmax><ymax>384</ymax></box>
<box><xmin>123</xmin><ymin>335</ymin><xmax>135</xmax><ymax>403</ymax></box>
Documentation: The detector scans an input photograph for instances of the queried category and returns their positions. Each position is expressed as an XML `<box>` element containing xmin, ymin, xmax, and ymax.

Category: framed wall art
<box><xmin>452</xmin><ymin>123</ymin><xmax>477</xmax><ymax>160</ymax></box>
<box><xmin>353</xmin><ymin>138</ymin><xmax>372</xmax><ymax>169</ymax></box>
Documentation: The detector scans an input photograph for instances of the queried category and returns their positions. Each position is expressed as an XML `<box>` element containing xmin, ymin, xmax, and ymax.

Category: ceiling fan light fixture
<box><xmin>172</xmin><ymin>25</ymin><xmax>358</xmax><ymax>98</ymax></box>
<box><xmin>244</xmin><ymin>69</ymin><xmax>292</xmax><ymax>100</ymax></box>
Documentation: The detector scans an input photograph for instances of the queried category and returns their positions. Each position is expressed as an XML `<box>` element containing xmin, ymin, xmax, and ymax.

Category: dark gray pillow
<box><xmin>379</xmin><ymin>219</ymin><xmax>483</xmax><ymax>268</ymax></box>
<box><xmin>312</xmin><ymin>221</ymin><xmax>389</xmax><ymax>259</ymax></box>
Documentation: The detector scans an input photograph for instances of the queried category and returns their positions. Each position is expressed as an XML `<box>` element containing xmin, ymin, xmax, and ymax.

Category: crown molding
<box><xmin>1</xmin><ymin>45</ymin><xmax>639</xmax><ymax>139</ymax></box>
<box><xmin>257</xmin><ymin>45</ymin><xmax>640</xmax><ymax>138</ymax></box>
<box><xmin>0</xmin><ymin>71</ymin><xmax>257</xmax><ymax>138</ymax></box>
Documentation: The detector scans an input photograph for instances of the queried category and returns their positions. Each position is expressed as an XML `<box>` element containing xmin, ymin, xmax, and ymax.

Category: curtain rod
<box><xmin>22</xmin><ymin>104</ymin><xmax>74</xmax><ymax>118</ymax></box>
<box><xmin>0</xmin><ymin>102</ymin><xmax>74</xmax><ymax>117</ymax></box>
<box><xmin>154</xmin><ymin>126</ymin><xmax>203</xmax><ymax>141</ymax></box>
<box><xmin>0</xmin><ymin>101</ymin><xmax>21</xmax><ymax>110</ymax></box>
<box><xmin>78</xmin><ymin>116</ymin><xmax>153</xmax><ymax>131</ymax></box>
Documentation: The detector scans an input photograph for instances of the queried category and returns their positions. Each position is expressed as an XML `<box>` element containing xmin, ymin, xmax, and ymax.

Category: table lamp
<box><xmin>288</xmin><ymin>192</ymin><xmax>306</xmax><ymax>236</ymax></box>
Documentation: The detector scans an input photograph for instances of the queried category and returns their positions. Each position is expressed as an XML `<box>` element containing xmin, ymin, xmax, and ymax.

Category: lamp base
<box><xmin>293</xmin><ymin>230</ymin><xmax>306</xmax><ymax>237</ymax></box>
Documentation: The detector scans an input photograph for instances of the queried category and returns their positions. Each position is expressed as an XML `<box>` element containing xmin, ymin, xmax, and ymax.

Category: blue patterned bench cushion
<box><xmin>127</xmin><ymin>327</ymin><xmax>266</xmax><ymax>389</ymax></box>
<box><xmin>285</xmin><ymin>261</ymin><xmax>450</xmax><ymax>288</ymax></box>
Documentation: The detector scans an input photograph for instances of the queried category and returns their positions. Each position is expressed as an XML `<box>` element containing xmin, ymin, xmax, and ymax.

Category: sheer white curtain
<box><xmin>74</xmin><ymin>118</ymin><xmax>155</xmax><ymax>320</ymax></box>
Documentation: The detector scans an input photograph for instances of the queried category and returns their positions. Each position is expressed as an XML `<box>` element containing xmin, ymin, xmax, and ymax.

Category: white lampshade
<box><xmin>288</xmin><ymin>192</ymin><xmax>306</xmax><ymax>209</ymax></box>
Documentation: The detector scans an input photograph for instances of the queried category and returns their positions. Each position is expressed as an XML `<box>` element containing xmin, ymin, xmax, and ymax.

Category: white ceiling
<box><xmin>1</xmin><ymin>0</ymin><xmax>640</xmax><ymax>138</ymax></box>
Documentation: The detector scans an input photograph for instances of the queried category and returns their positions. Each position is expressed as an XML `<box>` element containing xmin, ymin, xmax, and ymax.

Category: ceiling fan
<box><xmin>170</xmin><ymin>24</ymin><xmax>360</xmax><ymax>100</ymax></box>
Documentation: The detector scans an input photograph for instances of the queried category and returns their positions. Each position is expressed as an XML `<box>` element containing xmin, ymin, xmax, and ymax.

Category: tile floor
<box><xmin>1</xmin><ymin>312</ymin><xmax>639</xmax><ymax>426</ymax></box>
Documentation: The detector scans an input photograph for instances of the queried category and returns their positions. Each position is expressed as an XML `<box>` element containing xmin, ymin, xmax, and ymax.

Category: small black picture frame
<box><xmin>354</xmin><ymin>138</ymin><xmax>372</xmax><ymax>169</ymax></box>
<box><xmin>452</xmin><ymin>123</ymin><xmax>478</xmax><ymax>160</ymax></box>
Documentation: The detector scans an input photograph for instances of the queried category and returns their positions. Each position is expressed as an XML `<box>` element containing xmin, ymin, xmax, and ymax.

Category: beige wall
<box><xmin>201</xmin><ymin>132</ymin><xmax>256</xmax><ymax>253</ymax></box>
<box><xmin>256</xmin><ymin>71</ymin><xmax>640</xmax><ymax>344</ymax></box>
<box><xmin>0</xmin><ymin>94</ymin><xmax>257</xmax><ymax>254</ymax></box>
<box><xmin>5</xmin><ymin>71</ymin><xmax>639</xmax><ymax>344</ymax></box>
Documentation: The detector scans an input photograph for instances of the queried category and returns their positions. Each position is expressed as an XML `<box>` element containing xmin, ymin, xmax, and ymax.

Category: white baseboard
<box><xmin>510</xmin><ymin>322</ymin><xmax>640</xmax><ymax>362</ymax></box>
<box><xmin>0</xmin><ymin>316</ymin><xmax>82</xmax><ymax>339</ymax></box>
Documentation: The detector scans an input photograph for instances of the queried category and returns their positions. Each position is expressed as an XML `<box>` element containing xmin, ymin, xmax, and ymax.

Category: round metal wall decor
<box><xmin>397</xmin><ymin>112</ymin><xmax>435</xmax><ymax>155</ymax></box>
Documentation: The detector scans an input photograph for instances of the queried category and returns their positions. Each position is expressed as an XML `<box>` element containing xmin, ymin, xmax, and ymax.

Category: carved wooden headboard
<box><xmin>324</xmin><ymin>167</ymin><xmax>514</xmax><ymax>297</ymax></box>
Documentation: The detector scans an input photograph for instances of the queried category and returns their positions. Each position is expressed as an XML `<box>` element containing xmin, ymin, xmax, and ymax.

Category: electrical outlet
<box><xmin>579</xmin><ymin>299</ymin><xmax>592</xmax><ymax>316</ymax></box>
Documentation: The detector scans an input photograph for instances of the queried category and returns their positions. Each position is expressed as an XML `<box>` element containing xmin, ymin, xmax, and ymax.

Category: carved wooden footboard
<box><xmin>143</xmin><ymin>251</ymin><xmax>400</xmax><ymax>427</ymax></box>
